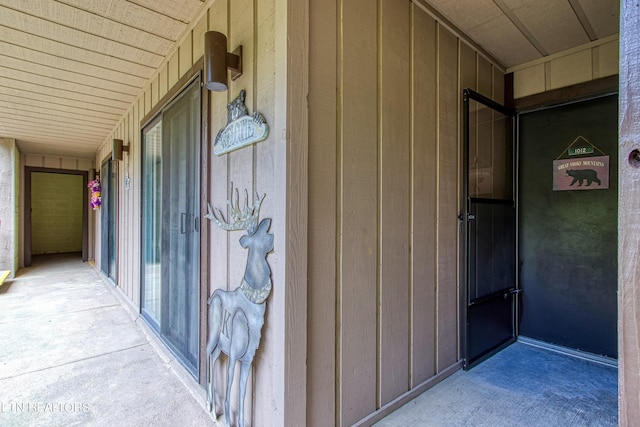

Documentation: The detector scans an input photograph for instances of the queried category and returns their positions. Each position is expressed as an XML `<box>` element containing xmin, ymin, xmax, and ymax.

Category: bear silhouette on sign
<box><xmin>566</xmin><ymin>169</ymin><xmax>601</xmax><ymax>186</ymax></box>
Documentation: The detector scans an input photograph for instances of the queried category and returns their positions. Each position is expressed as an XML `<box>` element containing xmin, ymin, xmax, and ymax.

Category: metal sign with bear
<box><xmin>553</xmin><ymin>155</ymin><xmax>610</xmax><ymax>191</ymax></box>
<box><xmin>214</xmin><ymin>89</ymin><xmax>269</xmax><ymax>156</ymax></box>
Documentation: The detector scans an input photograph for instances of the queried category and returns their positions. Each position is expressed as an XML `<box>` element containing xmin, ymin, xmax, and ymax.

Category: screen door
<box><xmin>462</xmin><ymin>89</ymin><xmax>518</xmax><ymax>369</ymax></box>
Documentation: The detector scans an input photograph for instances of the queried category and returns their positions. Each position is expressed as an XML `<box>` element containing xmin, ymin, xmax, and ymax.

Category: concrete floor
<box><xmin>374</xmin><ymin>341</ymin><xmax>618</xmax><ymax>427</ymax></box>
<box><xmin>0</xmin><ymin>253</ymin><xmax>619</xmax><ymax>427</ymax></box>
<box><xmin>0</xmin><ymin>253</ymin><xmax>214</xmax><ymax>427</ymax></box>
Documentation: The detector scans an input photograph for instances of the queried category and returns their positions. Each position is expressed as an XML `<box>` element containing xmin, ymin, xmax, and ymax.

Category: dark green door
<box><xmin>518</xmin><ymin>95</ymin><xmax>617</xmax><ymax>358</ymax></box>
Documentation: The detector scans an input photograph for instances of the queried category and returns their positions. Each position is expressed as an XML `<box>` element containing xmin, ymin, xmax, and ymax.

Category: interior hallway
<box><xmin>0</xmin><ymin>254</ymin><xmax>212</xmax><ymax>426</ymax></box>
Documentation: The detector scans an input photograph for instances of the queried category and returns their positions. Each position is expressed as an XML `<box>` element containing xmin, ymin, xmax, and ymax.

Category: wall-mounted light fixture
<box><xmin>204</xmin><ymin>31</ymin><xmax>242</xmax><ymax>92</ymax></box>
<box><xmin>112</xmin><ymin>139</ymin><xmax>129</xmax><ymax>161</ymax></box>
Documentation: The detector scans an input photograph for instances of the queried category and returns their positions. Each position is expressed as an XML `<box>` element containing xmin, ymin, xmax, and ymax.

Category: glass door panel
<box><xmin>142</xmin><ymin>118</ymin><xmax>162</xmax><ymax>325</ymax></box>
<box><xmin>100</xmin><ymin>160</ymin><xmax>117</xmax><ymax>282</ymax></box>
<box><xmin>141</xmin><ymin>77</ymin><xmax>200</xmax><ymax>377</ymax></box>
<box><xmin>162</xmin><ymin>81</ymin><xmax>200</xmax><ymax>368</ymax></box>
<box><xmin>468</xmin><ymin>99</ymin><xmax>513</xmax><ymax>200</ymax></box>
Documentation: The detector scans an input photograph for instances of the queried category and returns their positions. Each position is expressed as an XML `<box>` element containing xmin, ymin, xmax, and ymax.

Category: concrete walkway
<box><xmin>0</xmin><ymin>254</ymin><xmax>213</xmax><ymax>427</ymax></box>
<box><xmin>374</xmin><ymin>341</ymin><xmax>618</xmax><ymax>427</ymax></box>
<box><xmin>1</xmin><ymin>253</ymin><xmax>619</xmax><ymax>427</ymax></box>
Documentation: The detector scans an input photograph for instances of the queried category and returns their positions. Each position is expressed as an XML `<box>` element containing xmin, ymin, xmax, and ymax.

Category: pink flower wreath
<box><xmin>88</xmin><ymin>179</ymin><xmax>102</xmax><ymax>210</ymax></box>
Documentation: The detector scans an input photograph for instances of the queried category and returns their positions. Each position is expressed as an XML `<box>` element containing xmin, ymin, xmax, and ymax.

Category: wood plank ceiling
<box><xmin>0</xmin><ymin>0</ymin><xmax>205</xmax><ymax>158</ymax></box>
<box><xmin>427</xmin><ymin>0</ymin><xmax>619</xmax><ymax>68</ymax></box>
<box><xmin>0</xmin><ymin>0</ymin><xmax>620</xmax><ymax>159</ymax></box>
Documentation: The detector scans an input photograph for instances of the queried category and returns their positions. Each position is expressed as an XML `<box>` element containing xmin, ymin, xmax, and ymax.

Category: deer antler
<box><xmin>205</xmin><ymin>182</ymin><xmax>265</xmax><ymax>234</ymax></box>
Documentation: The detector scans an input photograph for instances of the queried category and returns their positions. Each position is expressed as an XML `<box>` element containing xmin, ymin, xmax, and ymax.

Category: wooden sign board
<box><xmin>553</xmin><ymin>155</ymin><xmax>609</xmax><ymax>191</ymax></box>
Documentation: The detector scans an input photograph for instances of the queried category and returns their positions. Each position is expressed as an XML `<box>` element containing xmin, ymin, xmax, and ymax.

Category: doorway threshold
<box><xmin>518</xmin><ymin>336</ymin><xmax>617</xmax><ymax>368</ymax></box>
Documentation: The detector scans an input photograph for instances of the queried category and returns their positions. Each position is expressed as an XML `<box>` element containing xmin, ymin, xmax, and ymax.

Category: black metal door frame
<box><xmin>462</xmin><ymin>88</ymin><xmax>518</xmax><ymax>369</ymax></box>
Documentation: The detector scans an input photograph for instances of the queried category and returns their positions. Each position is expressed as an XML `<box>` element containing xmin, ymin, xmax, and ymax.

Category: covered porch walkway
<box><xmin>0</xmin><ymin>254</ymin><xmax>212</xmax><ymax>426</ymax></box>
<box><xmin>0</xmin><ymin>254</ymin><xmax>619</xmax><ymax>426</ymax></box>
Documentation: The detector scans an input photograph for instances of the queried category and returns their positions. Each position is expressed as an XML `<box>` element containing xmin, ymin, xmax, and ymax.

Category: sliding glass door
<box><xmin>142</xmin><ymin>117</ymin><xmax>162</xmax><ymax>323</ymax></box>
<box><xmin>141</xmin><ymin>77</ymin><xmax>201</xmax><ymax>376</ymax></box>
<box><xmin>101</xmin><ymin>159</ymin><xmax>117</xmax><ymax>282</ymax></box>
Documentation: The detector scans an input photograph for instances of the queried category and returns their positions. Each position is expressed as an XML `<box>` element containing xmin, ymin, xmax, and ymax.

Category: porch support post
<box><xmin>0</xmin><ymin>138</ymin><xmax>18</xmax><ymax>277</ymax></box>
<box><xmin>272</xmin><ymin>0</ymin><xmax>309</xmax><ymax>425</ymax></box>
<box><xmin>619</xmin><ymin>1</ymin><xmax>640</xmax><ymax>424</ymax></box>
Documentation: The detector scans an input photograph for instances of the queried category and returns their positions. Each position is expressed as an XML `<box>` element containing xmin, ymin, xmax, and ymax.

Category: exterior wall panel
<box><xmin>548</xmin><ymin>49</ymin><xmax>593</xmax><ymax>90</ymax></box>
<box><xmin>510</xmin><ymin>35</ymin><xmax>618</xmax><ymax>99</ymax></box>
<box><xmin>307</xmin><ymin>2</ymin><xmax>338</xmax><ymax>425</ymax></box>
<box><xmin>379</xmin><ymin>0</ymin><xmax>411</xmax><ymax>406</ymax></box>
<box><xmin>435</xmin><ymin>25</ymin><xmax>460</xmax><ymax>373</ymax></box>
<box><xmin>93</xmin><ymin>0</ymin><xmax>296</xmax><ymax>425</ymax></box>
<box><xmin>307</xmin><ymin>0</ymin><xmax>337</xmax><ymax>424</ymax></box>
<box><xmin>168</xmin><ymin>51</ymin><xmax>180</xmax><ymax>90</ymax></box>
<box><xmin>307</xmin><ymin>1</ymin><xmax>505</xmax><ymax>425</ymax></box>
<box><xmin>339</xmin><ymin>0</ymin><xmax>379</xmax><ymax>424</ymax></box>
<box><xmin>410</xmin><ymin>6</ymin><xmax>438</xmax><ymax>388</ymax></box>
<box><xmin>207</xmin><ymin>2</ymin><xmax>230</xmax><ymax>416</ymax></box>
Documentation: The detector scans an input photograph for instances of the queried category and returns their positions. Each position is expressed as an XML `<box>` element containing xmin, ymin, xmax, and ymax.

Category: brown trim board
<box><xmin>509</xmin><ymin>74</ymin><xmax>618</xmax><ymax>111</ymax></box>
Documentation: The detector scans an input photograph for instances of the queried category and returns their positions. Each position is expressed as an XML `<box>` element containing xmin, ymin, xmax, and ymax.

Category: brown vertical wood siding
<box><xmin>308</xmin><ymin>1</ymin><xmax>505</xmax><ymax>425</ymax></box>
<box><xmin>94</xmin><ymin>0</ymin><xmax>296</xmax><ymax>424</ymax></box>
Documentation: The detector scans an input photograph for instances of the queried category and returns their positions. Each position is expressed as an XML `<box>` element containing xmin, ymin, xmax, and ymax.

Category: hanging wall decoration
<box><xmin>204</xmin><ymin>183</ymin><xmax>273</xmax><ymax>427</ymax></box>
<box><xmin>213</xmin><ymin>89</ymin><xmax>269</xmax><ymax>156</ymax></box>
<box><xmin>87</xmin><ymin>179</ymin><xmax>102</xmax><ymax>209</ymax></box>
<box><xmin>553</xmin><ymin>136</ymin><xmax>610</xmax><ymax>191</ymax></box>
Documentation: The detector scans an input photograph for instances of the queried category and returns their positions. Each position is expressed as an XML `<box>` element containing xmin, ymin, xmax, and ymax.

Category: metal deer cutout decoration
<box><xmin>204</xmin><ymin>183</ymin><xmax>273</xmax><ymax>427</ymax></box>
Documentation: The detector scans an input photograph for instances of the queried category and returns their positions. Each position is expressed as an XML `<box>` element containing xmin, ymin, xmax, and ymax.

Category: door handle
<box><xmin>181</xmin><ymin>213</ymin><xmax>187</xmax><ymax>234</ymax></box>
<box><xmin>503</xmin><ymin>288</ymin><xmax>522</xmax><ymax>299</ymax></box>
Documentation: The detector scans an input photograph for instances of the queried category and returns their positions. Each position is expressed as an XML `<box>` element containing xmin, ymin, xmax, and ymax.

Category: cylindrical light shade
<box><xmin>204</xmin><ymin>31</ymin><xmax>229</xmax><ymax>92</ymax></box>
<box><xmin>112</xmin><ymin>139</ymin><xmax>123</xmax><ymax>161</ymax></box>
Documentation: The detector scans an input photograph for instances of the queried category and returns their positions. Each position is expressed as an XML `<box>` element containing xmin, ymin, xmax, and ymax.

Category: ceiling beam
<box><xmin>568</xmin><ymin>0</ymin><xmax>598</xmax><ymax>41</ymax></box>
